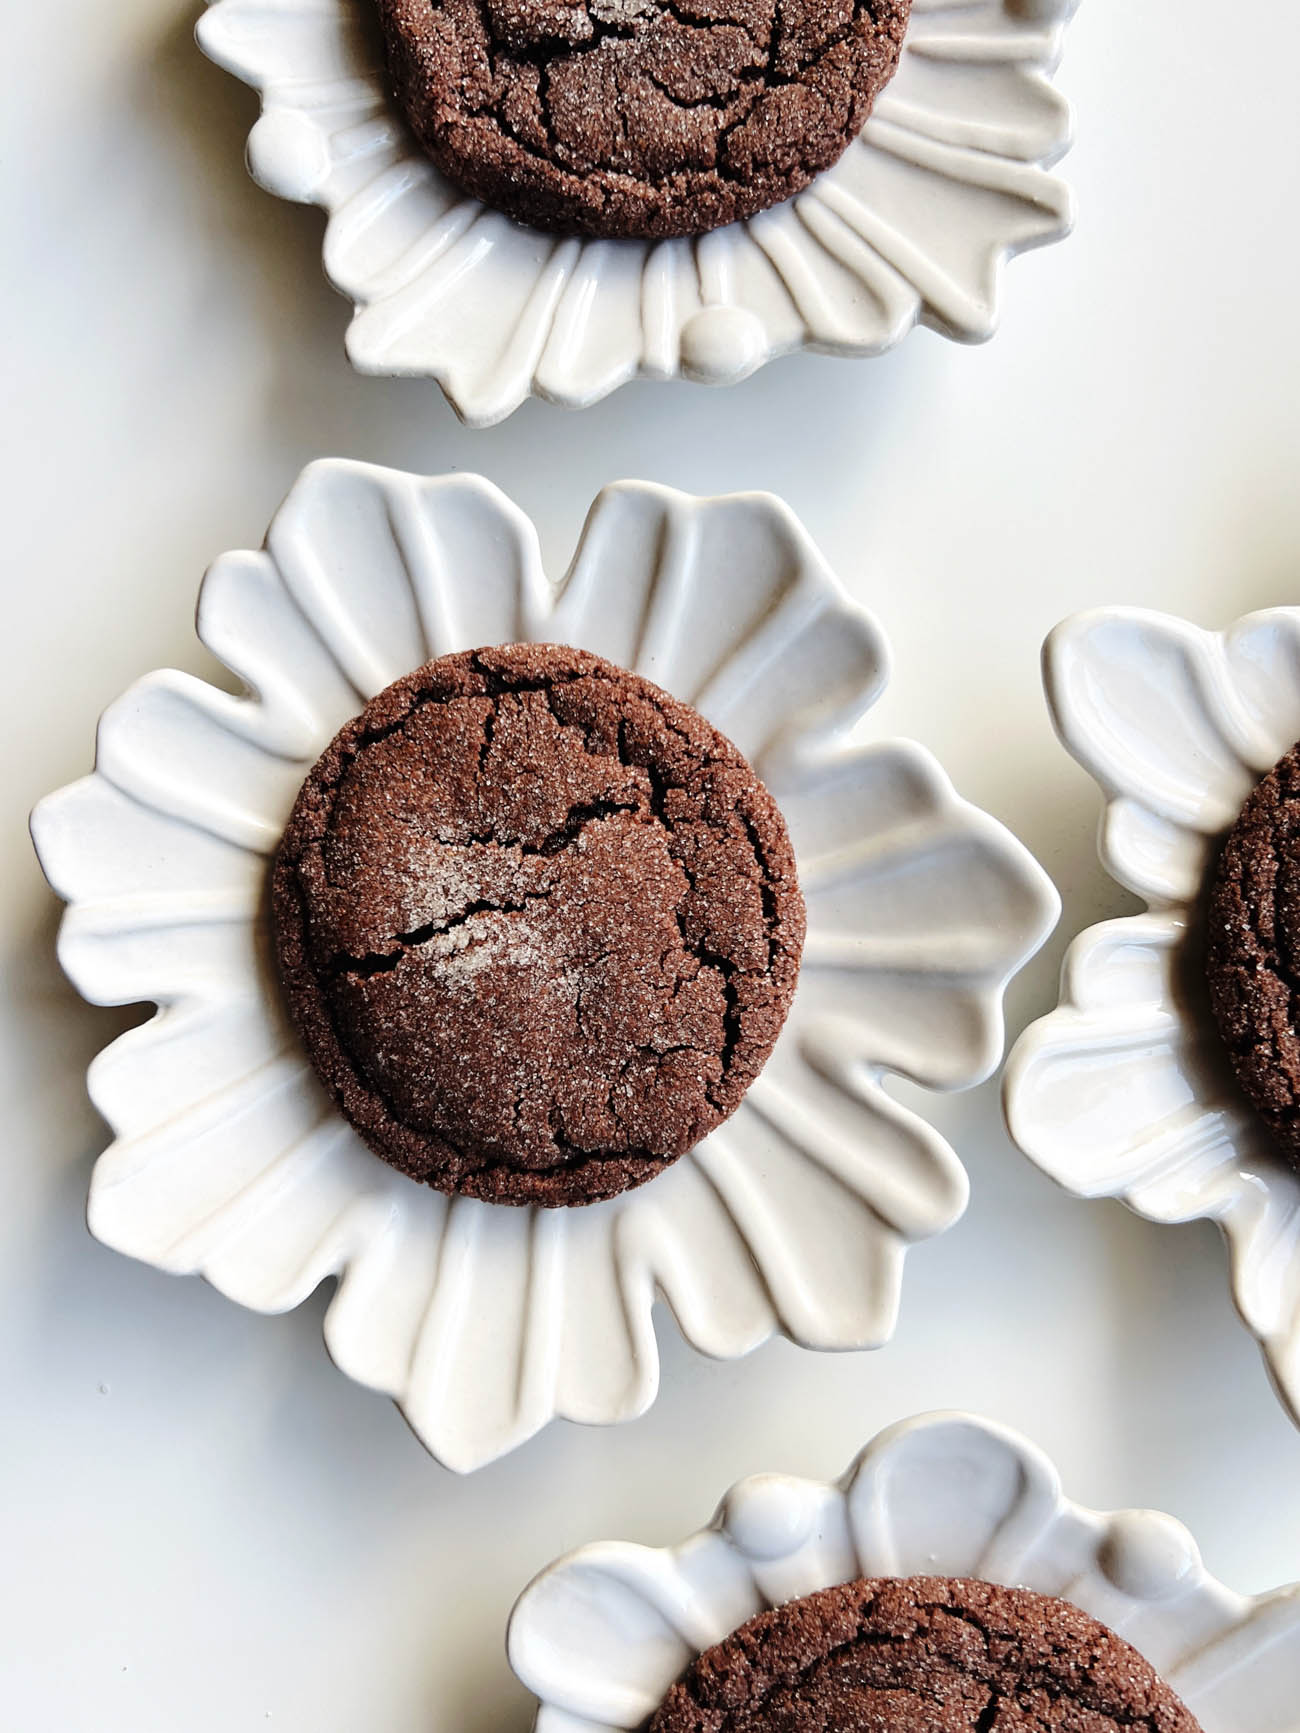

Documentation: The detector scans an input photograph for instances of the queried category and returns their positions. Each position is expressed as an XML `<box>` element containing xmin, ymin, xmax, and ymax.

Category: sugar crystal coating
<box><xmin>272</xmin><ymin>643</ymin><xmax>805</xmax><ymax>1206</ymax></box>
<box><xmin>650</xmin><ymin>1577</ymin><xmax>1202</xmax><ymax>1733</ymax></box>
<box><xmin>374</xmin><ymin>0</ymin><xmax>912</xmax><ymax>237</ymax></box>
<box><xmin>1207</xmin><ymin>738</ymin><xmax>1300</xmax><ymax>1169</ymax></box>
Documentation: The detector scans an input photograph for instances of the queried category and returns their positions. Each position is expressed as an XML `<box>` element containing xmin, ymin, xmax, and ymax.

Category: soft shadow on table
<box><xmin>143</xmin><ymin>8</ymin><xmax>360</xmax><ymax>407</ymax></box>
<box><xmin>4</xmin><ymin>892</ymin><xmax>274</xmax><ymax>1414</ymax></box>
<box><xmin>984</xmin><ymin>569</ymin><xmax>1300</xmax><ymax>1576</ymax></box>
<box><xmin>9</xmin><ymin>898</ymin><xmax>150</xmax><ymax>1319</ymax></box>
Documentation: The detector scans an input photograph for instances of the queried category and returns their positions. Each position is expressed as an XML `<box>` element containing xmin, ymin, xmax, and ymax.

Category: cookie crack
<box><xmin>452</xmin><ymin>0</ymin><xmax>882</xmax><ymax>183</ymax></box>
<box><xmin>324</xmin><ymin>796</ymin><xmax>640</xmax><ymax>980</ymax></box>
<box><xmin>972</xmin><ymin>1693</ymin><xmax>1002</xmax><ymax>1733</ymax></box>
<box><xmin>446</xmin><ymin>1107</ymin><xmax>672</xmax><ymax>1182</ymax></box>
<box><xmin>683</xmin><ymin>1594</ymin><xmax>1168</xmax><ymax>1733</ymax></box>
<box><xmin>324</xmin><ymin>886</ymin><xmax>558</xmax><ymax>981</ymax></box>
<box><xmin>379</xmin><ymin>0</ymin><xmax>910</xmax><ymax>234</ymax></box>
<box><xmin>328</xmin><ymin>662</ymin><xmax>627</xmax><ymax>785</ymax></box>
<box><xmin>476</xmin><ymin>701</ymin><xmax>496</xmax><ymax>771</ymax></box>
<box><xmin>738</xmin><ymin>808</ymin><xmax>780</xmax><ymax>970</ymax></box>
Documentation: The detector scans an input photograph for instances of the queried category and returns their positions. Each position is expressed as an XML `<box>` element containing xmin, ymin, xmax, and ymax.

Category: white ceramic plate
<box><xmin>31</xmin><ymin>460</ymin><xmax>1057</xmax><ymax>1471</ymax></box>
<box><xmin>508</xmin><ymin>1412</ymin><xmax>1300</xmax><ymax>1733</ymax></box>
<box><xmin>1005</xmin><ymin>606</ymin><xmax>1300</xmax><ymax>1435</ymax></box>
<box><xmin>196</xmin><ymin>0</ymin><xmax>1078</xmax><ymax>426</ymax></box>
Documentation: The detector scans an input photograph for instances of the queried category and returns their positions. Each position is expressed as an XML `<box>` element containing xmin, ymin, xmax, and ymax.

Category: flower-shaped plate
<box><xmin>196</xmin><ymin>0</ymin><xmax>1079</xmax><ymax>425</ymax></box>
<box><xmin>1005</xmin><ymin>606</ymin><xmax>1300</xmax><ymax>1433</ymax></box>
<box><xmin>509</xmin><ymin>1412</ymin><xmax>1300</xmax><ymax>1733</ymax></box>
<box><xmin>32</xmin><ymin>461</ymin><xmax>1057</xmax><ymax>1470</ymax></box>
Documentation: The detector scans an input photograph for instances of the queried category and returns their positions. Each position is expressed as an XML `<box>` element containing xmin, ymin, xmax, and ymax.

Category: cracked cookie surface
<box><xmin>271</xmin><ymin>643</ymin><xmax>805</xmax><ymax>1207</ymax></box>
<box><xmin>1207</xmin><ymin>739</ymin><xmax>1300</xmax><ymax>1169</ymax></box>
<box><xmin>373</xmin><ymin>0</ymin><xmax>912</xmax><ymax>237</ymax></box>
<box><xmin>650</xmin><ymin>1577</ymin><xmax>1201</xmax><ymax>1733</ymax></box>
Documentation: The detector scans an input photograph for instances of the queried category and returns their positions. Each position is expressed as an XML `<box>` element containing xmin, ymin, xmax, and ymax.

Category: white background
<box><xmin>4</xmin><ymin>2</ymin><xmax>1300</xmax><ymax>1727</ymax></box>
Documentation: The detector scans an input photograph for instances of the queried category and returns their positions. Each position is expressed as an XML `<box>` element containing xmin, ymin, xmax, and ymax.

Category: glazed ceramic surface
<box><xmin>1005</xmin><ymin>607</ymin><xmax>1300</xmax><ymax>1433</ymax></box>
<box><xmin>196</xmin><ymin>0</ymin><xmax>1078</xmax><ymax>425</ymax></box>
<box><xmin>31</xmin><ymin>460</ymin><xmax>1056</xmax><ymax>1472</ymax></box>
<box><xmin>509</xmin><ymin>1412</ymin><xmax>1300</xmax><ymax>1733</ymax></box>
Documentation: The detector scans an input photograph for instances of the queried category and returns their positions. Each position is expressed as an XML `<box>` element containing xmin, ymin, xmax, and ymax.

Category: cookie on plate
<box><xmin>373</xmin><ymin>0</ymin><xmax>912</xmax><ymax>238</ymax></box>
<box><xmin>650</xmin><ymin>1576</ymin><xmax>1201</xmax><ymax>1733</ymax></box>
<box><xmin>1206</xmin><ymin>738</ymin><xmax>1300</xmax><ymax>1167</ymax></box>
<box><xmin>272</xmin><ymin>643</ymin><xmax>805</xmax><ymax>1207</ymax></box>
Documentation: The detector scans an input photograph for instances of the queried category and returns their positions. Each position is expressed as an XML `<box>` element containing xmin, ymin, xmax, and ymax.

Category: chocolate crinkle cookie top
<box><xmin>650</xmin><ymin>1577</ymin><xmax>1202</xmax><ymax>1733</ymax></box>
<box><xmin>271</xmin><ymin>644</ymin><xmax>805</xmax><ymax>1208</ymax></box>
<box><xmin>373</xmin><ymin>0</ymin><xmax>912</xmax><ymax>238</ymax></box>
<box><xmin>1207</xmin><ymin>738</ymin><xmax>1300</xmax><ymax>1168</ymax></box>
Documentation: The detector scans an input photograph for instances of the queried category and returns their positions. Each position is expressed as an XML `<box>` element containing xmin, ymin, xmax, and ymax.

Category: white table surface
<box><xmin>4</xmin><ymin>2</ymin><xmax>1300</xmax><ymax>1727</ymax></box>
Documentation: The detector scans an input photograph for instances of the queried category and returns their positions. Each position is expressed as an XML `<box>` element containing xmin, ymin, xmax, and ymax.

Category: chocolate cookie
<box><xmin>650</xmin><ymin>1577</ymin><xmax>1201</xmax><ymax>1733</ymax></box>
<box><xmin>1206</xmin><ymin>739</ymin><xmax>1300</xmax><ymax>1167</ymax></box>
<box><xmin>374</xmin><ymin>0</ymin><xmax>912</xmax><ymax>238</ymax></box>
<box><xmin>272</xmin><ymin>644</ymin><xmax>804</xmax><ymax>1207</ymax></box>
